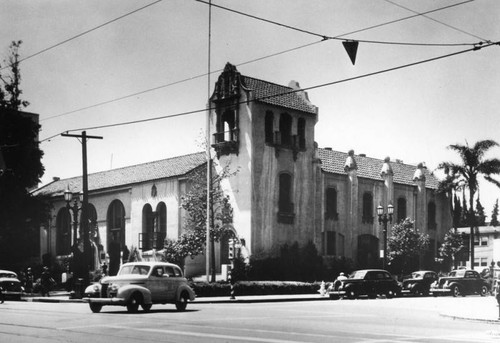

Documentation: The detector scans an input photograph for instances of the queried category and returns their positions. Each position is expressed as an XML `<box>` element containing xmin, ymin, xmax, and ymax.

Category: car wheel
<box><xmin>480</xmin><ymin>286</ymin><xmax>489</xmax><ymax>297</ymax></box>
<box><xmin>127</xmin><ymin>293</ymin><xmax>142</xmax><ymax>313</ymax></box>
<box><xmin>176</xmin><ymin>292</ymin><xmax>189</xmax><ymax>311</ymax></box>
<box><xmin>142</xmin><ymin>303</ymin><xmax>152</xmax><ymax>312</ymax></box>
<box><xmin>89</xmin><ymin>303</ymin><xmax>102</xmax><ymax>313</ymax></box>
<box><xmin>451</xmin><ymin>285</ymin><xmax>461</xmax><ymax>297</ymax></box>
<box><xmin>386</xmin><ymin>290</ymin><xmax>395</xmax><ymax>299</ymax></box>
<box><xmin>345</xmin><ymin>289</ymin><xmax>357</xmax><ymax>300</ymax></box>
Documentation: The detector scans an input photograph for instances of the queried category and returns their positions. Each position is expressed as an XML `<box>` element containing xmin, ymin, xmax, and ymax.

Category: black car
<box><xmin>401</xmin><ymin>270</ymin><xmax>438</xmax><ymax>296</ymax></box>
<box><xmin>329</xmin><ymin>269</ymin><xmax>400</xmax><ymax>299</ymax></box>
<box><xmin>430</xmin><ymin>269</ymin><xmax>490</xmax><ymax>297</ymax></box>
<box><xmin>0</xmin><ymin>270</ymin><xmax>24</xmax><ymax>301</ymax></box>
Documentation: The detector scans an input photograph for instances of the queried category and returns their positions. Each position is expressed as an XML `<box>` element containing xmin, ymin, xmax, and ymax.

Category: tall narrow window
<box><xmin>142</xmin><ymin>204</ymin><xmax>154</xmax><ymax>250</ymax></box>
<box><xmin>278</xmin><ymin>173</ymin><xmax>294</xmax><ymax>224</ymax></box>
<box><xmin>428</xmin><ymin>201</ymin><xmax>436</xmax><ymax>230</ymax></box>
<box><xmin>338</xmin><ymin>233</ymin><xmax>345</xmax><ymax>257</ymax></box>
<box><xmin>107</xmin><ymin>200</ymin><xmax>126</xmax><ymax>251</ymax></box>
<box><xmin>279</xmin><ymin>113</ymin><xmax>292</xmax><ymax>146</ymax></box>
<box><xmin>362</xmin><ymin>192</ymin><xmax>374</xmax><ymax>224</ymax></box>
<box><xmin>265</xmin><ymin>111</ymin><xmax>274</xmax><ymax>144</ymax></box>
<box><xmin>221</xmin><ymin>110</ymin><xmax>236</xmax><ymax>142</ymax></box>
<box><xmin>397</xmin><ymin>197</ymin><xmax>407</xmax><ymax>223</ymax></box>
<box><xmin>325</xmin><ymin>188</ymin><xmax>338</xmax><ymax>220</ymax></box>
<box><xmin>156</xmin><ymin>202</ymin><xmax>167</xmax><ymax>249</ymax></box>
<box><xmin>297</xmin><ymin>118</ymin><xmax>306</xmax><ymax>149</ymax></box>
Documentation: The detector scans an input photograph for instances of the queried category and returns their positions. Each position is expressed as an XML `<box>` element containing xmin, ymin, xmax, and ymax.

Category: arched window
<box><xmin>397</xmin><ymin>197</ymin><xmax>407</xmax><ymax>223</ymax></box>
<box><xmin>156</xmin><ymin>202</ymin><xmax>167</xmax><ymax>248</ymax></box>
<box><xmin>279</xmin><ymin>113</ymin><xmax>292</xmax><ymax>146</ymax></box>
<box><xmin>265</xmin><ymin>111</ymin><xmax>274</xmax><ymax>144</ymax></box>
<box><xmin>428</xmin><ymin>201</ymin><xmax>436</xmax><ymax>230</ymax></box>
<box><xmin>278</xmin><ymin>173</ymin><xmax>294</xmax><ymax>224</ymax></box>
<box><xmin>221</xmin><ymin>110</ymin><xmax>236</xmax><ymax>142</ymax></box>
<box><xmin>142</xmin><ymin>204</ymin><xmax>154</xmax><ymax>250</ymax></box>
<box><xmin>362</xmin><ymin>192</ymin><xmax>374</xmax><ymax>224</ymax></box>
<box><xmin>297</xmin><ymin>118</ymin><xmax>306</xmax><ymax>149</ymax></box>
<box><xmin>107</xmin><ymin>200</ymin><xmax>126</xmax><ymax>251</ymax></box>
<box><xmin>325</xmin><ymin>188</ymin><xmax>338</xmax><ymax>220</ymax></box>
<box><xmin>56</xmin><ymin>207</ymin><xmax>71</xmax><ymax>255</ymax></box>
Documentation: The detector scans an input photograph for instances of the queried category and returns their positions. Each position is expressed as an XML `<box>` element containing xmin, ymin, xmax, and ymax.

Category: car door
<box><xmin>463</xmin><ymin>271</ymin><xmax>477</xmax><ymax>294</ymax></box>
<box><xmin>150</xmin><ymin>266</ymin><xmax>168</xmax><ymax>302</ymax></box>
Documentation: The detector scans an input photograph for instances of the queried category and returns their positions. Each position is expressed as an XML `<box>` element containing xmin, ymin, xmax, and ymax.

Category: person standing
<box><xmin>40</xmin><ymin>266</ymin><xmax>51</xmax><ymax>297</ymax></box>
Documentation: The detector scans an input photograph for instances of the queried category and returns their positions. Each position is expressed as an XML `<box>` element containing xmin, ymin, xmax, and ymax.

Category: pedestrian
<box><xmin>40</xmin><ymin>266</ymin><xmax>52</xmax><ymax>297</ymax></box>
<box><xmin>331</xmin><ymin>272</ymin><xmax>348</xmax><ymax>291</ymax></box>
<box><xmin>25</xmin><ymin>267</ymin><xmax>34</xmax><ymax>294</ymax></box>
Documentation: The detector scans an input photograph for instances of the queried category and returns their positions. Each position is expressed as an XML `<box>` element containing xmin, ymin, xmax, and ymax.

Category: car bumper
<box><xmin>83</xmin><ymin>297</ymin><xmax>127</xmax><ymax>306</ymax></box>
<box><xmin>430</xmin><ymin>288</ymin><xmax>451</xmax><ymax>294</ymax></box>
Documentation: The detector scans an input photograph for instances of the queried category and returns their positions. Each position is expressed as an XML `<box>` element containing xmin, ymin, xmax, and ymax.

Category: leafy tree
<box><xmin>438</xmin><ymin>140</ymin><xmax>500</xmax><ymax>269</ymax></box>
<box><xmin>491</xmin><ymin>199</ymin><xmax>499</xmax><ymax>227</ymax></box>
<box><xmin>439</xmin><ymin>228</ymin><xmax>466</xmax><ymax>270</ymax></box>
<box><xmin>0</xmin><ymin>41</ymin><xmax>47</xmax><ymax>269</ymax></box>
<box><xmin>387</xmin><ymin>218</ymin><xmax>429</xmax><ymax>275</ymax></box>
<box><xmin>163</xmin><ymin>163</ymin><xmax>237</xmax><ymax>281</ymax></box>
<box><xmin>436</xmin><ymin>166</ymin><xmax>463</xmax><ymax>231</ymax></box>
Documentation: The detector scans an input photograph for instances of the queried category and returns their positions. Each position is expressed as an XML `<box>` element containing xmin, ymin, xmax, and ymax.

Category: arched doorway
<box><xmin>357</xmin><ymin>234</ymin><xmax>379</xmax><ymax>269</ymax></box>
<box><xmin>107</xmin><ymin>200</ymin><xmax>126</xmax><ymax>275</ymax></box>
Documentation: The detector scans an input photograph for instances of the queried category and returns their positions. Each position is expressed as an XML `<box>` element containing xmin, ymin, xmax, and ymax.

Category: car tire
<box><xmin>127</xmin><ymin>293</ymin><xmax>142</xmax><ymax>313</ymax></box>
<box><xmin>89</xmin><ymin>303</ymin><xmax>102</xmax><ymax>313</ymax></box>
<box><xmin>451</xmin><ymin>285</ymin><xmax>461</xmax><ymax>297</ymax></box>
<box><xmin>480</xmin><ymin>285</ymin><xmax>489</xmax><ymax>297</ymax></box>
<box><xmin>345</xmin><ymin>289</ymin><xmax>357</xmax><ymax>300</ymax></box>
<box><xmin>176</xmin><ymin>292</ymin><xmax>189</xmax><ymax>311</ymax></box>
<box><xmin>142</xmin><ymin>303</ymin><xmax>152</xmax><ymax>312</ymax></box>
<box><xmin>386</xmin><ymin>290</ymin><xmax>395</xmax><ymax>299</ymax></box>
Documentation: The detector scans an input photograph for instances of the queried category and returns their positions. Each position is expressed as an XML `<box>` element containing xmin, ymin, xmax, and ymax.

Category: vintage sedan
<box><xmin>83</xmin><ymin>262</ymin><xmax>196</xmax><ymax>313</ymax></box>
<box><xmin>401</xmin><ymin>270</ymin><xmax>438</xmax><ymax>296</ymax></box>
<box><xmin>430</xmin><ymin>269</ymin><xmax>490</xmax><ymax>297</ymax></box>
<box><xmin>329</xmin><ymin>269</ymin><xmax>400</xmax><ymax>299</ymax></box>
<box><xmin>0</xmin><ymin>270</ymin><xmax>24</xmax><ymax>301</ymax></box>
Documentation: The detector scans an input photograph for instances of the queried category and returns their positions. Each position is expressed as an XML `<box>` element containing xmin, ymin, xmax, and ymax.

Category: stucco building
<box><xmin>34</xmin><ymin>63</ymin><xmax>451</xmax><ymax>277</ymax></box>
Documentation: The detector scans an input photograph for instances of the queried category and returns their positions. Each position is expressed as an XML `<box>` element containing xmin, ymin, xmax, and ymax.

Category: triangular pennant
<box><xmin>342</xmin><ymin>40</ymin><xmax>359</xmax><ymax>65</ymax></box>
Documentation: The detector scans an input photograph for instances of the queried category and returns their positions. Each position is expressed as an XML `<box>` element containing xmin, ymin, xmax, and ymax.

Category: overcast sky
<box><xmin>1</xmin><ymin>0</ymin><xmax>499</xmax><ymax>216</ymax></box>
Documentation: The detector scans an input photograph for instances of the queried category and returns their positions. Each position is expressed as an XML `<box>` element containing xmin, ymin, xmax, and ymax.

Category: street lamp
<box><xmin>377</xmin><ymin>203</ymin><xmax>394</xmax><ymax>270</ymax></box>
<box><xmin>64</xmin><ymin>186</ymin><xmax>83</xmax><ymax>246</ymax></box>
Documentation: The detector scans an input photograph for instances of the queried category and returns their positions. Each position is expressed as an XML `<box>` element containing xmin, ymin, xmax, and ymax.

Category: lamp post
<box><xmin>377</xmin><ymin>203</ymin><xmax>394</xmax><ymax>270</ymax></box>
<box><xmin>64</xmin><ymin>186</ymin><xmax>83</xmax><ymax>246</ymax></box>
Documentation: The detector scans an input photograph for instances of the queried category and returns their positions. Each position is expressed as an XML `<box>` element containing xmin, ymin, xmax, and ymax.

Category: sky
<box><xmin>1</xmin><ymin>0</ymin><xmax>499</xmax><ymax>216</ymax></box>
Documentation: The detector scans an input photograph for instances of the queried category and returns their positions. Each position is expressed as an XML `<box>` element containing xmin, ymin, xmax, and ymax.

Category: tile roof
<box><xmin>33</xmin><ymin>152</ymin><xmax>206</xmax><ymax>197</ymax></box>
<box><xmin>242</xmin><ymin>76</ymin><xmax>318</xmax><ymax>115</ymax></box>
<box><xmin>317</xmin><ymin>148</ymin><xmax>440</xmax><ymax>189</ymax></box>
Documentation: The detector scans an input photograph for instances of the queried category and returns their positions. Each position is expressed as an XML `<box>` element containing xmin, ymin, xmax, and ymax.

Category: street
<box><xmin>1</xmin><ymin>296</ymin><xmax>500</xmax><ymax>342</ymax></box>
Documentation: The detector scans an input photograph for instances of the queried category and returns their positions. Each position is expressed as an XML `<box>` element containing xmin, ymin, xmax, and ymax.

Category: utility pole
<box><xmin>62</xmin><ymin>131</ymin><xmax>102</xmax><ymax>289</ymax></box>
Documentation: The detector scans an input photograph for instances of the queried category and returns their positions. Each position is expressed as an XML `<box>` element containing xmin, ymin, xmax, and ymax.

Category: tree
<box><xmin>491</xmin><ymin>199</ymin><xmax>499</xmax><ymax>227</ymax></box>
<box><xmin>475</xmin><ymin>198</ymin><xmax>486</xmax><ymax>226</ymax></box>
<box><xmin>387</xmin><ymin>218</ymin><xmax>429</xmax><ymax>275</ymax></box>
<box><xmin>0</xmin><ymin>41</ymin><xmax>47</xmax><ymax>268</ymax></box>
<box><xmin>438</xmin><ymin>140</ymin><xmax>500</xmax><ymax>269</ymax></box>
<box><xmin>163</xmin><ymin>163</ymin><xmax>237</xmax><ymax>281</ymax></box>
<box><xmin>436</xmin><ymin>166</ymin><xmax>463</xmax><ymax>231</ymax></box>
<box><xmin>439</xmin><ymin>229</ymin><xmax>466</xmax><ymax>270</ymax></box>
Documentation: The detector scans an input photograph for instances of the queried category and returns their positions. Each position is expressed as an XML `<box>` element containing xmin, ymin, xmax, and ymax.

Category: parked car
<box><xmin>83</xmin><ymin>262</ymin><xmax>196</xmax><ymax>313</ymax></box>
<box><xmin>430</xmin><ymin>269</ymin><xmax>490</xmax><ymax>297</ymax></box>
<box><xmin>400</xmin><ymin>270</ymin><xmax>438</xmax><ymax>296</ymax></box>
<box><xmin>328</xmin><ymin>269</ymin><xmax>400</xmax><ymax>299</ymax></box>
<box><xmin>0</xmin><ymin>270</ymin><xmax>24</xmax><ymax>301</ymax></box>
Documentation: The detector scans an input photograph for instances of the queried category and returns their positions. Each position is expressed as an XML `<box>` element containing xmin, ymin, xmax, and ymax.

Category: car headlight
<box><xmin>92</xmin><ymin>284</ymin><xmax>100</xmax><ymax>292</ymax></box>
<box><xmin>110</xmin><ymin>283</ymin><xmax>120</xmax><ymax>292</ymax></box>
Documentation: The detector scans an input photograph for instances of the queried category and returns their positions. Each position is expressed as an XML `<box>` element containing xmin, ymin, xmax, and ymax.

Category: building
<box><xmin>457</xmin><ymin>226</ymin><xmax>500</xmax><ymax>271</ymax></box>
<box><xmin>34</xmin><ymin>63</ymin><xmax>451</xmax><ymax>277</ymax></box>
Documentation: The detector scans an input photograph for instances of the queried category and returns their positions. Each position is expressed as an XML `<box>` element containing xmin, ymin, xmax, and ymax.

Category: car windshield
<box><xmin>411</xmin><ymin>272</ymin><xmax>424</xmax><ymax>279</ymax></box>
<box><xmin>119</xmin><ymin>265</ymin><xmax>151</xmax><ymax>276</ymax></box>
<box><xmin>350</xmin><ymin>270</ymin><xmax>368</xmax><ymax>279</ymax></box>
<box><xmin>0</xmin><ymin>272</ymin><xmax>17</xmax><ymax>278</ymax></box>
<box><xmin>449</xmin><ymin>270</ymin><xmax>465</xmax><ymax>277</ymax></box>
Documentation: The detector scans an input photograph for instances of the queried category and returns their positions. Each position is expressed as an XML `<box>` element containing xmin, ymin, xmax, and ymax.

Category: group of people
<box><xmin>19</xmin><ymin>266</ymin><xmax>54</xmax><ymax>297</ymax></box>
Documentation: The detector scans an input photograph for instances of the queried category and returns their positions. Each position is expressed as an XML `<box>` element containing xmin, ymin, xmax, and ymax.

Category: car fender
<box><xmin>175</xmin><ymin>284</ymin><xmax>196</xmax><ymax>301</ymax></box>
<box><xmin>117</xmin><ymin>284</ymin><xmax>153</xmax><ymax>304</ymax></box>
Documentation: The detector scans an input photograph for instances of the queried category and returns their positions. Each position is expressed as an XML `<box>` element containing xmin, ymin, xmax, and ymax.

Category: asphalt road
<box><xmin>1</xmin><ymin>296</ymin><xmax>499</xmax><ymax>342</ymax></box>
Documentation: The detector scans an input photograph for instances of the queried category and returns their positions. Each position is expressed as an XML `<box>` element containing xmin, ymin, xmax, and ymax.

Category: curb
<box><xmin>440</xmin><ymin>312</ymin><xmax>500</xmax><ymax>324</ymax></box>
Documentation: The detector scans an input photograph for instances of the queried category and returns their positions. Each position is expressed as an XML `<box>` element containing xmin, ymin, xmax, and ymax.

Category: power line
<box><xmin>41</xmin><ymin>40</ymin><xmax>323</xmax><ymax>122</ymax></box>
<box><xmin>38</xmin><ymin>0</ymin><xmax>479</xmax><ymax>124</ymax></box>
<box><xmin>195</xmin><ymin>0</ymin><xmax>478</xmax><ymax>46</ymax></box>
<box><xmin>0</xmin><ymin>0</ymin><xmax>163</xmax><ymax>71</ymax></box>
<box><xmin>383</xmin><ymin>0</ymin><xmax>489</xmax><ymax>42</ymax></box>
<box><xmin>40</xmin><ymin>41</ymin><xmax>496</xmax><ymax>142</ymax></box>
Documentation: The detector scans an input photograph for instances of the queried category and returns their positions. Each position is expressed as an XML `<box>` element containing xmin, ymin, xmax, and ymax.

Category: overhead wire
<box><xmin>41</xmin><ymin>0</ymin><xmax>477</xmax><ymax>123</ymax></box>
<box><xmin>40</xmin><ymin>41</ymin><xmax>497</xmax><ymax>142</ymax></box>
<box><xmin>195</xmin><ymin>0</ymin><xmax>478</xmax><ymax>46</ymax></box>
<box><xmin>383</xmin><ymin>0</ymin><xmax>490</xmax><ymax>42</ymax></box>
<box><xmin>0</xmin><ymin>0</ymin><xmax>163</xmax><ymax>71</ymax></box>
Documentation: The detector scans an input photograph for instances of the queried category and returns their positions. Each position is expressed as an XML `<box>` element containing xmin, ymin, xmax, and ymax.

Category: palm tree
<box><xmin>438</xmin><ymin>140</ymin><xmax>500</xmax><ymax>269</ymax></box>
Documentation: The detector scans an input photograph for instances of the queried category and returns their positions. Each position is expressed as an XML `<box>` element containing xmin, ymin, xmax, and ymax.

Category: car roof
<box><xmin>121</xmin><ymin>262</ymin><xmax>180</xmax><ymax>268</ymax></box>
<box><xmin>0</xmin><ymin>269</ymin><xmax>17</xmax><ymax>275</ymax></box>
